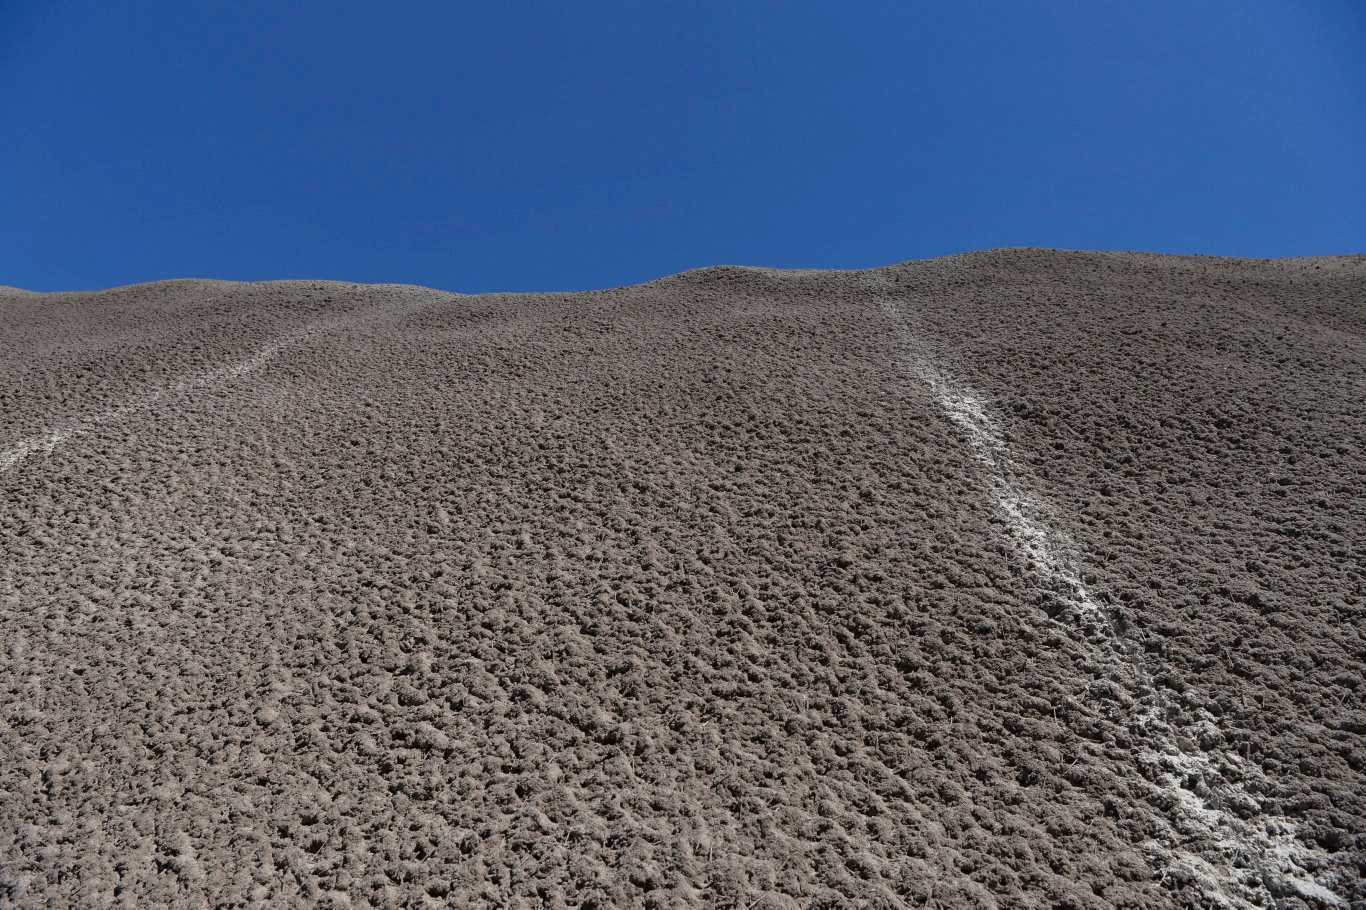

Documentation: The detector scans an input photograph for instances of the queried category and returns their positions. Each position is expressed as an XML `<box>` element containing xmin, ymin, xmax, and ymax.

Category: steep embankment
<box><xmin>1</xmin><ymin>251</ymin><xmax>1362</xmax><ymax>908</ymax></box>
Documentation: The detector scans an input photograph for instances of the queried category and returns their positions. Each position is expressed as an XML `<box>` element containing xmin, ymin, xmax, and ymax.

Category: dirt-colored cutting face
<box><xmin>2</xmin><ymin>251</ymin><xmax>1362</xmax><ymax>908</ymax></box>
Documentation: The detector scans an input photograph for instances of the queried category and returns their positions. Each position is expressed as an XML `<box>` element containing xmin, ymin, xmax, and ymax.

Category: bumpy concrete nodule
<box><xmin>1</xmin><ymin>255</ymin><xmax>1362</xmax><ymax>908</ymax></box>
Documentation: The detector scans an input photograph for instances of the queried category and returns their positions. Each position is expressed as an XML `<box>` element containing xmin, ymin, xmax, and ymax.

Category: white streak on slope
<box><xmin>878</xmin><ymin>297</ymin><xmax>1345</xmax><ymax>909</ymax></box>
<box><xmin>1</xmin><ymin>285</ymin><xmax>459</xmax><ymax>478</ymax></box>
<box><xmin>0</xmin><ymin>321</ymin><xmax>326</xmax><ymax>477</ymax></box>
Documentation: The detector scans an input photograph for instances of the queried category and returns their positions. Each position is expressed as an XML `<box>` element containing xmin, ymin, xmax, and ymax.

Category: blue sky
<box><xmin>2</xmin><ymin>1</ymin><xmax>1363</xmax><ymax>293</ymax></box>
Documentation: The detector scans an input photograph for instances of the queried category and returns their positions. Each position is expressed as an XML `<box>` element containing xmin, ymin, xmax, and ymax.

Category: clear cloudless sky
<box><xmin>2</xmin><ymin>1</ymin><xmax>1364</xmax><ymax>292</ymax></box>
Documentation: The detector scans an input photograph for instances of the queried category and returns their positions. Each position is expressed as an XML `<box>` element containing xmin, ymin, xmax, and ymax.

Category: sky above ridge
<box><xmin>2</xmin><ymin>1</ymin><xmax>1364</xmax><ymax>293</ymax></box>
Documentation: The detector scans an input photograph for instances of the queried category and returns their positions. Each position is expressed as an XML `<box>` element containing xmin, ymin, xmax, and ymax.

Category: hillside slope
<box><xmin>2</xmin><ymin>251</ymin><xmax>1363</xmax><ymax>908</ymax></box>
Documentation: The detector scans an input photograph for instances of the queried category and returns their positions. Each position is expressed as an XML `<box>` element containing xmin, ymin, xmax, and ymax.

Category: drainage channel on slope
<box><xmin>878</xmin><ymin>296</ymin><xmax>1346</xmax><ymax>909</ymax></box>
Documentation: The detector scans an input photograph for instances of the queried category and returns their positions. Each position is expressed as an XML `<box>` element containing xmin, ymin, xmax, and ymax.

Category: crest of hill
<box><xmin>5</xmin><ymin>247</ymin><xmax>1364</xmax><ymax>301</ymax></box>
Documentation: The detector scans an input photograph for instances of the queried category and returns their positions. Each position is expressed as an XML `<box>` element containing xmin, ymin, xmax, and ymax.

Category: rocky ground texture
<box><xmin>1</xmin><ymin>250</ymin><xmax>1363</xmax><ymax>908</ymax></box>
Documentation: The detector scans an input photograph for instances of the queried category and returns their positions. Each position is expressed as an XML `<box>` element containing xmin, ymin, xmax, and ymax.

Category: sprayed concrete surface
<box><xmin>1</xmin><ymin>251</ymin><xmax>1363</xmax><ymax>908</ymax></box>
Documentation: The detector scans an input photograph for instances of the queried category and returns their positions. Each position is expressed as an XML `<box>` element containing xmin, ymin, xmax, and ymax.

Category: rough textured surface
<box><xmin>1</xmin><ymin>250</ymin><xmax>1362</xmax><ymax>908</ymax></box>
